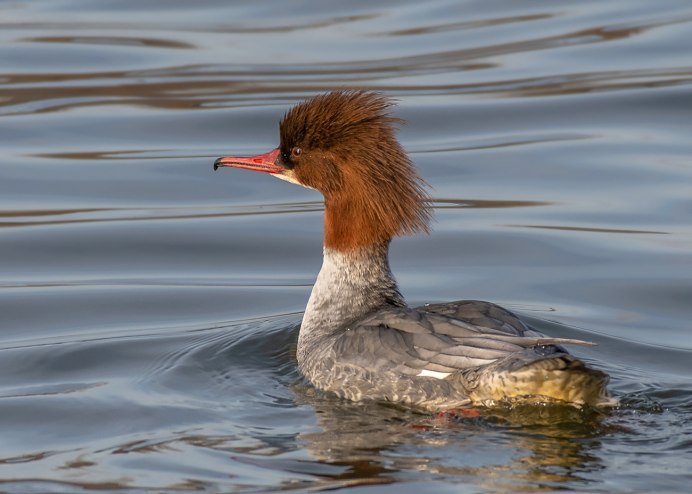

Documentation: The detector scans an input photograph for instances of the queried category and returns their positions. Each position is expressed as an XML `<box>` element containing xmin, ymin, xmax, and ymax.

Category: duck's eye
<box><xmin>291</xmin><ymin>147</ymin><xmax>302</xmax><ymax>157</ymax></box>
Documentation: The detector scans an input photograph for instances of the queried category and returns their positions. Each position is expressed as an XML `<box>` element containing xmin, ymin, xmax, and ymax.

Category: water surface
<box><xmin>1</xmin><ymin>0</ymin><xmax>692</xmax><ymax>492</ymax></box>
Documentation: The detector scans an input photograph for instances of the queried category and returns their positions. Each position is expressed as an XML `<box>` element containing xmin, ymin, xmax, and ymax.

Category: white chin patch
<box><xmin>417</xmin><ymin>369</ymin><xmax>452</xmax><ymax>379</ymax></box>
<box><xmin>273</xmin><ymin>171</ymin><xmax>315</xmax><ymax>190</ymax></box>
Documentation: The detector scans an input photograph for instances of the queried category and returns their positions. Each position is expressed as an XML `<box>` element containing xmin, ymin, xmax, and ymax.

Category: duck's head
<box><xmin>214</xmin><ymin>90</ymin><xmax>430</xmax><ymax>251</ymax></box>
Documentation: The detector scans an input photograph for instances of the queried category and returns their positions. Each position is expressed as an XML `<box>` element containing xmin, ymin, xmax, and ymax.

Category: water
<box><xmin>1</xmin><ymin>0</ymin><xmax>691</xmax><ymax>491</ymax></box>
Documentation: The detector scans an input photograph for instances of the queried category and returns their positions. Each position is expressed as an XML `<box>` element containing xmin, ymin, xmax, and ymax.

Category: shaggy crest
<box><xmin>279</xmin><ymin>90</ymin><xmax>431</xmax><ymax>250</ymax></box>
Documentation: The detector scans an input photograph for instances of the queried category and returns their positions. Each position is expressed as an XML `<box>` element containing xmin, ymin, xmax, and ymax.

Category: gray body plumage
<box><xmin>298</xmin><ymin>246</ymin><xmax>610</xmax><ymax>410</ymax></box>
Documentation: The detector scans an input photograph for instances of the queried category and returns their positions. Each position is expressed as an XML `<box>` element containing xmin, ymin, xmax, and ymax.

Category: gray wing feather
<box><xmin>331</xmin><ymin>301</ymin><xmax>594</xmax><ymax>376</ymax></box>
<box><xmin>422</xmin><ymin>300</ymin><xmax>529</xmax><ymax>334</ymax></box>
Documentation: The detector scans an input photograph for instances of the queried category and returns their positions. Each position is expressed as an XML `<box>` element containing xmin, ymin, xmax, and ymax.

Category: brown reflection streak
<box><xmin>0</xmin><ymin>203</ymin><xmax>324</xmax><ymax>229</ymax></box>
<box><xmin>511</xmin><ymin>224</ymin><xmax>668</xmax><ymax>235</ymax></box>
<box><xmin>0</xmin><ymin>382</ymin><xmax>105</xmax><ymax>399</ymax></box>
<box><xmin>385</xmin><ymin>13</ymin><xmax>554</xmax><ymax>36</ymax></box>
<box><xmin>0</xmin><ymin>208</ymin><xmax>107</xmax><ymax>218</ymax></box>
<box><xmin>20</xmin><ymin>36</ymin><xmax>195</xmax><ymax>49</ymax></box>
<box><xmin>418</xmin><ymin>133</ymin><xmax>592</xmax><ymax>154</ymax></box>
<box><xmin>0</xmin><ymin>451</ymin><xmax>53</xmax><ymax>465</ymax></box>
<box><xmin>34</xmin><ymin>150</ymin><xmax>167</xmax><ymax>160</ymax></box>
<box><xmin>112</xmin><ymin>439</ymin><xmax>177</xmax><ymax>454</ymax></box>
<box><xmin>60</xmin><ymin>458</ymin><xmax>96</xmax><ymax>469</ymax></box>
<box><xmin>214</xmin><ymin>13</ymin><xmax>376</xmax><ymax>34</ymax></box>
<box><xmin>436</xmin><ymin>198</ymin><xmax>550</xmax><ymax>209</ymax></box>
<box><xmin>370</xmin><ymin>20</ymin><xmax>654</xmax><ymax>73</ymax></box>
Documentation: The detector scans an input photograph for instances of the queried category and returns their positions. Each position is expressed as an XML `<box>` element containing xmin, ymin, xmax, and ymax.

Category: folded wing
<box><xmin>332</xmin><ymin>301</ymin><xmax>594</xmax><ymax>377</ymax></box>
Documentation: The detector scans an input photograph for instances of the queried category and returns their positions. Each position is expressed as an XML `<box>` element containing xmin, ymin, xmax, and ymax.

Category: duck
<box><xmin>214</xmin><ymin>90</ymin><xmax>610</xmax><ymax>410</ymax></box>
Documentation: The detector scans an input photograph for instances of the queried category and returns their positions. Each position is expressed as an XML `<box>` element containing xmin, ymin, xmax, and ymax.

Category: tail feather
<box><xmin>454</xmin><ymin>349</ymin><xmax>610</xmax><ymax>407</ymax></box>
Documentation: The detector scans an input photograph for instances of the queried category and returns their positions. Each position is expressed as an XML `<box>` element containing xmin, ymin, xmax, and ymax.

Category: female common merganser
<box><xmin>214</xmin><ymin>90</ymin><xmax>610</xmax><ymax>410</ymax></box>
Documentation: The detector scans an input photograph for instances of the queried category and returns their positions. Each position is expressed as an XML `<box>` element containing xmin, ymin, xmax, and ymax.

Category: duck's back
<box><xmin>299</xmin><ymin>300</ymin><xmax>610</xmax><ymax>409</ymax></box>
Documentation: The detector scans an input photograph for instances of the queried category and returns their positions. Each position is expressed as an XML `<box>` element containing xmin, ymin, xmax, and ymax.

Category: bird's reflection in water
<box><xmin>293</xmin><ymin>383</ymin><xmax>610</xmax><ymax>491</ymax></box>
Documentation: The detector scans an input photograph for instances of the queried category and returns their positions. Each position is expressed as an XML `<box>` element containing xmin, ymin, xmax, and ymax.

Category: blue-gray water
<box><xmin>1</xmin><ymin>0</ymin><xmax>691</xmax><ymax>492</ymax></box>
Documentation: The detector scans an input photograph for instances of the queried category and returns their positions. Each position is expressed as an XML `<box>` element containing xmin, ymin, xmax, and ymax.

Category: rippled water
<box><xmin>1</xmin><ymin>0</ymin><xmax>691</xmax><ymax>492</ymax></box>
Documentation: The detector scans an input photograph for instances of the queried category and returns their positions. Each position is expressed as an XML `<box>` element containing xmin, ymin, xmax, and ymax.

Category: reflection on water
<box><xmin>0</xmin><ymin>203</ymin><xmax>323</xmax><ymax>229</ymax></box>
<box><xmin>4</xmin><ymin>64</ymin><xmax>692</xmax><ymax>117</ymax></box>
<box><xmin>22</xmin><ymin>36</ymin><xmax>197</xmax><ymax>50</ymax></box>
<box><xmin>297</xmin><ymin>392</ymin><xmax>612</xmax><ymax>490</ymax></box>
<box><xmin>512</xmin><ymin>224</ymin><xmax>668</xmax><ymax>235</ymax></box>
<box><xmin>1</xmin><ymin>0</ymin><xmax>692</xmax><ymax>491</ymax></box>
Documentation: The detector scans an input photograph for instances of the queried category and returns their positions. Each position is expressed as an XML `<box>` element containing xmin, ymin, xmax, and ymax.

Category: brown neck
<box><xmin>317</xmin><ymin>147</ymin><xmax>431</xmax><ymax>251</ymax></box>
<box><xmin>323</xmin><ymin>191</ymin><xmax>394</xmax><ymax>251</ymax></box>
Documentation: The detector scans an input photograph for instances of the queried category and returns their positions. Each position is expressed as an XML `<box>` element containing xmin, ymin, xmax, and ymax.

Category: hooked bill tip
<box><xmin>213</xmin><ymin>157</ymin><xmax>223</xmax><ymax>171</ymax></box>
